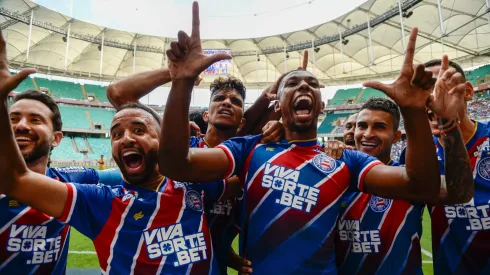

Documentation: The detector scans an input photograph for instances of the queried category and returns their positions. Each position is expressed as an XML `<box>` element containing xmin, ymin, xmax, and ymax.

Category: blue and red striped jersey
<box><xmin>190</xmin><ymin>136</ymin><xmax>240</xmax><ymax>275</ymax></box>
<box><xmin>59</xmin><ymin>177</ymin><xmax>224</xmax><ymax>274</ymax></box>
<box><xmin>216</xmin><ymin>135</ymin><xmax>382</xmax><ymax>274</ymax></box>
<box><xmin>336</xmin><ymin>160</ymin><xmax>425</xmax><ymax>275</ymax></box>
<box><xmin>0</xmin><ymin>167</ymin><xmax>120</xmax><ymax>275</ymax></box>
<box><xmin>430</xmin><ymin>121</ymin><xmax>490</xmax><ymax>274</ymax></box>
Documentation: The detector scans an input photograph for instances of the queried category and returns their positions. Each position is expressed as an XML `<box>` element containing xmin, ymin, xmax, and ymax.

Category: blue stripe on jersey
<box><xmin>0</xmin><ymin>200</ymin><xmax>28</xmax><ymax>228</ymax></box>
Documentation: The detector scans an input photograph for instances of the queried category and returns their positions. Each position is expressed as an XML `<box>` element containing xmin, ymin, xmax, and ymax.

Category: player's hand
<box><xmin>0</xmin><ymin>30</ymin><xmax>35</xmax><ymax>100</ymax></box>
<box><xmin>427</xmin><ymin>55</ymin><xmax>466</xmax><ymax>120</ymax></box>
<box><xmin>166</xmin><ymin>1</ymin><xmax>231</xmax><ymax>81</ymax></box>
<box><xmin>325</xmin><ymin>140</ymin><xmax>351</xmax><ymax>159</ymax></box>
<box><xmin>189</xmin><ymin>121</ymin><xmax>202</xmax><ymax>137</ymax></box>
<box><xmin>237</xmin><ymin>259</ymin><xmax>253</xmax><ymax>275</ymax></box>
<box><xmin>261</xmin><ymin>120</ymin><xmax>284</xmax><ymax>143</ymax></box>
<box><xmin>194</xmin><ymin>75</ymin><xmax>203</xmax><ymax>86</ymax></box>
<box><xmin>297</xmin><ymin>50</ymin><xmax>308</xmax><ymax>70</ymax></box>
<box><xmin>363</xmin><ymin>28</ymin><xmax>433</xmax><ymax>110</ymax></box>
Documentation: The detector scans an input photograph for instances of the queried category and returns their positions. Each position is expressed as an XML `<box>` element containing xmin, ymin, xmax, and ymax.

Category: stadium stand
<box><xmin>74</xmin><ymin>136</ymin><xmax>88</xmax><ymax>152</ymax></box>
<box><xmin>35</xmin><ymin>78</ymin><xmax>84</xmax><ymax>100</ymax></box>
<box><xmin>58</xmin><ymin>105</ymin><xmax>91</xmax><ymax>129</ymax></box>
<box><xmin>84</xmin><ymin>84</ymin><xmax>109</xmax><ymax>103</ymax></box>
<box><xmin>327</xmin><ymin>88</ymin><xmax>362</xmax><ymax>106</ymax></box>
<box><xmin>87</xmin><ymin>137</ymin><xmax>112</xmax><ymax>160</ymax></box>
<box><xmin>357</xmin><ymin>88</ymin><xmax>387</xmax><ymax>104</ymax></box>
<box><xmin>13</xmin><ymin>74</ymin><xmax>36</xmax><ymax>92</ymax></box>
<box><xmin>318</xmin><ymin>112</ymin><xmax>354</xmax><ymax>134</ymax></box>
<box><xmin>51</xmin><ymin>137</ymin><xmax>84</xmax><ymax>160</ymax></box>
<box><xmin>88</xmin><ymin>108</ymin><xmax>115</xmax><ymax>129</ymax></box>
<box><xmin>467</xmin><ymin>64</ymin><xmax>490</xmax><ymax>86</ymax></box>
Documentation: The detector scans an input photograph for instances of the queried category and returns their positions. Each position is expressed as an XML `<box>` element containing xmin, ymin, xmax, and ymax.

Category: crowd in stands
<box><xmin>391</xmin><ymin>139</ymin><xmax>406</xmax><ymax>162</ymax></box>
<box><xmin>468</xmin><ymin>96</ymin><xmax>490</xmax><ymax>119</ymax></box>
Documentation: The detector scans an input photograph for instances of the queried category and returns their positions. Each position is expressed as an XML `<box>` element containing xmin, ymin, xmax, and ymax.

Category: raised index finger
<box><xmin>438</xmin><ymin>55</ymin><xmax>449</xmax><ymax>78</ymax></box>
<box><xmin>191</xmin><ymin>1</ymin><xmax>200</xmax><ymax>40</ymax></box>
<box><xmin>403</xmin><ymin>27</ymin><xmax>418</xmax><ymax>68</ymax></box>
<box><xmin>0</xmin><ymin>30</ymin><xmax>7</xmax><ymax>70</ymax></box>
<box><xmin>302</xmin><ymin>50</ymin><xmax>308</xmax><ymax>70</ymax></box>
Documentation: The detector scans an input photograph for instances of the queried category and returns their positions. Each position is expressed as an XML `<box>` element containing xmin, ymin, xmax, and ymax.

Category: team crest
<box><xmin>477</xmin><ymin>156</ymin><xmax>490</xmax><ymax>180</ymax></box>
<box><xmin>185</xmin><ymin>190</ymin><xmax>203</xmax><ymax>211</ymax></box>
<box><xmin>312</xmin><ymin>154</ymin><xmax>337</xmax><ymax>174</ymax></box>
<box><xmin>369</xmin><ymin>196</ymin><xmax>392</xmax><ymax>212</ymax></box>
<box><xmin>122</xmin><ymin>190</ymin><xmax>137</xmax><ymax>202</ymax></box>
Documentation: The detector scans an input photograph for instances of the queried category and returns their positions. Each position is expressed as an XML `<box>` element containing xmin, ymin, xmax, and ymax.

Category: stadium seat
<box><xmin>58</xmin><ymin>106</ymin><xmax>91</xmax><ymax>129</ymax></box>
<box><xmin>12</xmin><ymin>73</ymin><xmax>36</xmax><ymax>92</ymax></box>
<box><xmin>74</xmin><ymin>136</ymin><xmax>87</xmax><ymax>151</ymax></box>
<box><xmin>466</xmin><ymin>64</ymin><xmax>490</xmax><ymax>86</ymax></box>
<box><xmin>88</xmin><ymin>108</ymin><xmax>115</xmax><ymax>129</ymax></box>
<box><xmin>318</xmin><ymin>113</ymin><xmax>353</xmax><ymax>134</ymax></box>
<box><xmin>51</xmin><ymin>137</ymin><xmax>84</xmax><ymax>160</ymax></box>
<box><xmin>35</xmin><ymin>78</ymin><xmax>84</xmax><ymax>100</ymax></box>
<box><xmin>87</xmin><ymin>137</ymin><xmax>112</xmax><ymax>160</ymax></box>
<box><xmin>328</xmin><ymin>88</ymin><xmax>362</xmax><ymax>106</ymax></box>
<box><xmin>357</xmin><ymin>88</ymin><xmax>387</xmax><ymax>104</ymax></box>
<box><xmin>84</xmin><ymin>84</ymin><xmax>109</xmax><ymax>103</ymax></box>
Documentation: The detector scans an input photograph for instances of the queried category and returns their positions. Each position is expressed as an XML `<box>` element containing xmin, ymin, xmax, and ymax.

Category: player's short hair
<box><xmin>360</xmin><ymin>97</ymin><xmax>400</xmax><ymax>131</ymax></box>
<box><xmin>13</xmin><ymin>90</ymin><xmax>62</xmax><ymax>131</ymax></box>
<box><xmin>210</xmin><ymin>76</ymin><xmax>246</xmax><ymax>102</ymax></box>
<box><xmin>424</xmin><ymin>59</ymin><xmax>466</xmax><ymax>81</ymax></box>
<box><xmin>189</xmin><ymin>108</ymin><xmax>208</xmax><ymax>133</ymax></box>
<box><xmin>277</xmin><ymin>69</ymin><xmax>315</xmax><ymax>99</ymax></box>
<box><xmin>117</xmin><ymin>102</ymin><xmax>162</xmax><ymax>126</ymax></box>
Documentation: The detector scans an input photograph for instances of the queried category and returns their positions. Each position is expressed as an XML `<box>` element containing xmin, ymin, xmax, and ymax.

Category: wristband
<box><xmin>438</xmin><ymin>119</ymin><xmax>460</xmax><ymax>136</ymax></box>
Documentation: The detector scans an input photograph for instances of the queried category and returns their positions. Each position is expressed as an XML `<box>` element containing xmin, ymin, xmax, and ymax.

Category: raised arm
<box><xmin>362</xmin><ymin>28</ymin><xmax>441</xmax><ymax>201</ymax></box>
<box><xmin>0</xmin><ymin>31</ymin><xmax>67</xmax><ymax>218</ymax></box>
<box><xmin>158</xmin><ymin>1</ymin><xmax>233</xmax><ymax>182</ymax></box>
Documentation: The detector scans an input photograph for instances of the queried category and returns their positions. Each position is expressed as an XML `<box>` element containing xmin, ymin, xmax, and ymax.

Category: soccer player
<box><xmin>419</xmin><ymin>59</ymin><xmax>487</xmax><ymax>274</ymax></box>
<box><xmin>157</xmin><ymin>3</ymin><xmax>458</xmax><ymax>273</ymax></box>
<box><xmin>335</xmin><ymin>96</ymin><xmax>472</xmax><ymax>274</ymax></box>
<box><xmin>96</xmin><ymin>154</ymin><xmax>105</xmax><ymax>170</ymax></box>
<box><xmin>343</xmin><ymin>112</ymin><xmax>358</xmax><ymax>147</ymax></box>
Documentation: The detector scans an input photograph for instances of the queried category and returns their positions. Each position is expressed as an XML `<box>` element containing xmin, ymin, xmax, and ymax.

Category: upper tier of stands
<box><xmin>58</xmin><ymin>105</ymin><xmax>114</xmax><ymax>130</ymax></box>
<box><xmin>84</xmin><ymin>84</ymin><xmax>109</xmax><ymax>103</ymax></box>
<box><xmin>318</xmin><ymin>112</ymin><xmax>355</xmax><ymax>134</ymax></box>
<box><xmin>467</xmin><ymin>65</ymin><xmax>490</xmax><ymax>86</ymax></box>
<box><xmin>328</xmin><ymin>88</ymin><xmax>362</xmax><ymax>106</ymax></box>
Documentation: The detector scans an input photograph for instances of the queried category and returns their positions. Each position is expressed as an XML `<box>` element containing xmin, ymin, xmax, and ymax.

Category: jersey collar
<box><xmin>284</xmin><ymin>138</ymin><xmax>319</xmax><ymax>147</ymax></box>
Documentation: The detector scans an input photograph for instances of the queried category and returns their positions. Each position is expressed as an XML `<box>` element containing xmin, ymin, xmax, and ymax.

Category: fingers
<box><xmin>177</xmin><ymin>31</ymin><xmax>189</xmax><ymax>52</ymax></box>
<box><xmin>191</xmin><ymin>1</ymin><xmax>200</xmax><ymax>40</ymax></box>
<box><xmin>319</xmin><ymin>83</ymin><xmax>326</xmax><ymax>88</ymax></box>
<box><xmin>194</xmin><ymin>75</ymin><xmax>203</xmax><ymax>86</ymax></box>
<box><xmin>402</xmin><ymin>27</ymin><xmax>418</xmax><ymax>68</ymax></box>
<box><xmin>170</xmin><ymin>41</ymin><xmax>183</xmax><ymax>59</ymax></box>
<box><xmin>302</xmin><ymin>50</ymin><xmax>308</xmax><ymax>70</ymax></box>
<box><xmin>419</xmin><ymin>69</ymin><xmax>436</xmax><ymax>90</ymax></box>
<box><xmin>448</xmin><ymin>83</ymin><xmax>466</xmax><ymax>96</ymax></box>
<box><xmin>269</xmin><ymin>73</ymin><xmax>288</xmax><ymax>95</ymax></box>
<box><xmin>12</xmin><ymin>69</ymin><xmax>36</xmax><ymax>86</ymax></box>
<box><xmin>0</xmin><ymin>30</ymin><xmax>6</xmax><ymax>70</ymax></box>
<box><xmin>411</xmin><ymin>64</ymin><xmax>425</xmax><ymax>85</ymax></box>
<box><xmin>448</xmin><ymin>72</ymin><xmax>464</xmax><ymax>88</ymax></box>
<box><xmin>239</xmin><ymin>260</ymin><xmax>253</xmax><ymax>275</ymax></box>
<box><xmin>261</xmin><ymin>121</ymin><xmax>284</xmax><ymax>143</ymax></box>
<box><xmin>324</xmin><ymin>140</ymin><xmax>345</xmax><ymax>160</ymax></box>
<box><xmin>412</xmin><ymin>64</ymin><xmax>435</xmax><ymax>90</ymax></box>
<box><xmin>166</xmin><ymin>49</ymin><xmax>177</xmax><ymax>62</ymax></box>
<box><xmin>189</xmin><ymin>121</ymin><xmax>201</xmax><ymax>136</ymax></box>
<box><xmin>440</xmin><ymin>68</ymin><xmax>456</xmax><ymax>82</ymax></box>
<box><xmin>438</xmin><ymin>55</ymin><xmax>449</xmax><ymax>78</ymax></box>
<box><xmin>363</xmin><ymin>81</ymin><xmax>393</xmax><ymax>98</ymax></box>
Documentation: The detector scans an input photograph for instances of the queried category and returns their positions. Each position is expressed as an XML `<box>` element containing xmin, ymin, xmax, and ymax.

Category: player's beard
<box><xmin>21</xmin><ymin>138</ymin><xmax>51</xmax><ymax>164</ymax></box>
<box><xmin>118</xmin><ymin>149</ymin><xmax>159</xmax><ymax>184</ymax></box>
<box><xmin>289</xmin><ymin>121</ymin><xmax>316</xmax><ymax>133</ymax></box>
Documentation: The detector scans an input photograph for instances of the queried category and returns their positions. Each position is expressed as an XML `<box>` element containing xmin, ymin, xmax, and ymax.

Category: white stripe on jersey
<box><xmin>184</xmin><ymin>193</ymin><xmax>209</xmax><ymax>275</ymax></box>
<box><xmin>64</xmin><ymin>182</ymin><xmax>78</xmax><ymax>223</ymax></box>
<box><xmin>0</xmin><ymin>194</ymin><xmax>6</xmax><ymax>200</ymax></box>
<box><xmin>357</xmin><ymin>160</ymin><xmax>382</xmax><ymax>190</ymax></box>
<box><xmin>378</xmin><ymin>205</ymin><xmax>415</xmax><ymax>271</ymax></box>
<box><xmin>0</xmin><ymin>207</ymin><xmax>31</xmax><ymax>234</ymax></box>
<box><xmin>246</xmin><ymin>144</ymin><xmax>295</xmax><ymax>191</ymax></box>
<box><xmin>250</xmin><ymin>154</ymin><xmax>310</xmax><ymax>220</ymax></box>
<box><xmin>219</xmin><ymin>145</ymin><xmax>237</xmax><ymax>179</ymax></box>
<box><xmin>105</xmin><ymin>197</ymin><xmax>136</xmax><ymax>274</ymax></box>
<box><xmin>156</xmin><ymin>190</ymin><xmax>187</xmax><ymax>274</ymax></box>
<box><xmin>340</xmin><ymin>192</ymin><xmax>364</xmax><ymax>220</ymax></box>
<box><xmin>129</xmin><ymin>192</ymin><xmax>163</xmax><ymax>275</ymax></box>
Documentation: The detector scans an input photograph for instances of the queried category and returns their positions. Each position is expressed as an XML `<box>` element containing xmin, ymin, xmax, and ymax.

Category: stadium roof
<box><xmin>1</xmin><ymin>0</ymin><xmax>490</xmax><ymax>87</ymax></box>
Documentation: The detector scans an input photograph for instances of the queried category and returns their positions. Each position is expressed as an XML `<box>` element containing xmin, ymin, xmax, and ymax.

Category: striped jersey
<box><xmin>0</xmin><ymin>167</ymin><xmax>121</xmax><ymax>275</ymax></box>
<box><xmin>336</xmin><ymin>160</ymin><xmax>425</xmax><ymax>275</ymax></box>
<box><xmin>430</xmin><ymin>121</ymin><xmax>490</xmax><ymax>274</ymax></box>
<box><xmin>216</xmin><ymin>135</ymin><xmax>382</xmax><ymax>274</ymax></box>
<box><xmin>59</xmin><ymin>177</ymin><xmax>225</xmax><ymax>274</ymax></box>
<box><xmin>190</xmin><ymin>136</ymin><xmax>240</xmax><ymax>275</ymax></box>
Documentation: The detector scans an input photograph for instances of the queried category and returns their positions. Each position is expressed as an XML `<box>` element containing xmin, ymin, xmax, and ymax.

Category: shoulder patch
<box><xmin>369</xmin><ymin>196</ymin><xmax>392</xmax><ymax>213</ymax></box>
<box><xmin>312</xmin><ymin>154</ymin><xmax>337</xmax><ymax>174</ymax></box>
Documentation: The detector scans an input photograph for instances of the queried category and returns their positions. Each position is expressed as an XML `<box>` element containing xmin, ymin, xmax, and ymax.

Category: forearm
<box><xmin>107</xmin><ymin>69</ymin><xmax>171</xmax><ymax>110</ymax></box>
<box><xmin>436</xmin><ymin>121</ymin><xmax>474</xmax><ymax>204</ymax></box>
<box><xmin>158</xmin><ymin>79</ymin><xmax>195</xmax><ymax>177</ymax></box>
<box><xmin>402</xmin><ymin>107</ymin><xmax>440</xmax><ymax>196</ymax></box>
<box><xmin>238</xmin><ymin>93</ymin><xmax>272</xmax><ymax>136</ymax></box>
<box><xmin>0</xmin><ymin>100</ymin><xmax>28</xmax><ymax>194</ymax></box>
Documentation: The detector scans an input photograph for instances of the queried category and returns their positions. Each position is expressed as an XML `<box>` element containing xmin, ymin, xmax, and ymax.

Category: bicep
<box><xmin>186</xmin><ymin>148</ymin><xmax>233</xmax><ymax>182</ymax></box>
<box><xmin>11</xmin><ymin>171</ymin><xmax>68</xmax><ymax>218</ymax></box>
<box><xmin>363</xmin><ymin>165</ymin><xmax>420</xmax><ymax>201</ymax></box>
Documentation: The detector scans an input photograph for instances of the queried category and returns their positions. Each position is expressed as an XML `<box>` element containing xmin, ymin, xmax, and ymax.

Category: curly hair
<box><xmin>360</xmin><ymin>97</ymin><xmax>400</xmax><ymax>131</ymax></box>
<box><xmin>209</xmin><ymin>76</ymin><xmax>246</xmax><ymax>101</ymax></box>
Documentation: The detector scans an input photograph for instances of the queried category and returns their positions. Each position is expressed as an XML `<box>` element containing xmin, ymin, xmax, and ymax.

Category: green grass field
<box><xmin>67</xmin><ymin>209</ymin><xmax>435</xmax><ymax>274</ymax></box>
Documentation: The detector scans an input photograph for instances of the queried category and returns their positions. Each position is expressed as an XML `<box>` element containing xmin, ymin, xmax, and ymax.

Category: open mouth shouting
<box><xmin>293</xmin><ymin>95</ymin><xmax>314</xmax><ymax>121</ymax></box>
<box><xmin>121</xmin><ymin>148</ymin><xmax>145</xmax><ymax>174</ymax></box>
<box><xmin>217</xmin><ymin>107</ymin><xmax>233</xmax><ymax>118</ymax></box>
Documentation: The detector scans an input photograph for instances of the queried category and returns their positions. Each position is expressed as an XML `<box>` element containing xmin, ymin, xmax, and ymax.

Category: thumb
<box><xmin>363</xmin><ymin>81</ymin><xmax>392</xmax><ymax>97</ymax></box>
<box><xmin>201</xmin><ymin>53</ymin><xmax>232</xmax><ymax>71</ymax></box>
<box><xmin>11</xmin><ymin>68</ymin><xmax>36</xmax><ymax>87</ymax></box>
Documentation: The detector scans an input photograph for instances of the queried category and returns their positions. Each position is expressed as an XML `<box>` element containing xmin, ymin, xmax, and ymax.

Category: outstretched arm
<box><xmin>158</xmin><ymin>1</ymin><xmax>233</xmax><ymax>182</ymax></box>
<box><xmin>0</xmin><ymin>30</ymin><xmax>67</xmax><ymax>218</ymax></box>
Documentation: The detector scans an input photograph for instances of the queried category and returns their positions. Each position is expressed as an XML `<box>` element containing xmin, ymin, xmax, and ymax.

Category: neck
<box><xmin>378</xmin><ymin>153</ymin><xmax>391</xmax><ymax>165</ymax></box>
<box><xmin>136</xmin><ymin>172</ymin><xmax>165</xmax><ymax>191</ymax></box>
<box><xmin>204</xmin><ymin>125</ymin><xmax>237</xmax><ymax>148</ymax></box>
<box><xmin>284</xmin><ymin>128</ymin><xmax>317</xmax><ymax>142</ymax></box>
<box><xmin>26</xmin><ymin>155</ymin><xmax>49</xmax><ymax>175</ymax></box>
<box><xmin>460</xmin><ymin>114</ymin><xmax>476</xmax><ymax>144</ymax></box>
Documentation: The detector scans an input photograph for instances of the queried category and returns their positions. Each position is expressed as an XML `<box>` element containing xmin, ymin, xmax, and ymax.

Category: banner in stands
<box><xmin>203</xmin><ymin>49</ymin><xmax>232</xmax><ymax>75</ymax></box>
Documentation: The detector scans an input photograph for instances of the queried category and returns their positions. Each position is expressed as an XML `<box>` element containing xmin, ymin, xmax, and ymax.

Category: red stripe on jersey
<box><xmin>33</xmin><ymin>224</ymin><xmax>70</xmax><ymax>275</ymax></box>
<box><xmin>133</xmin><ymin>182</ymin><xmax>185</xmax><ymax>274</ymax></box>
<box><xmin>467</xmin><ymin>137</ymin><xmax>488</xmax><ymax>170</ymax></box>
<box><xmin>216</xmin><ymin>145</ymin><xmax>235</xmax><ymax>179</ymax></box>
<box><xmin>190</xmin><ymin>213</ymin><xmax>212</xmax><ymax>275</ymax></box>
<box><xmin>59</xmin><ymin>183</ymin><xmax>75</xmax><ymax>222</ymax></box>
<box><xmin>0</xmin><ymin>208</ymin><xmax>52</xmax><ymax>267</ymax></box>
<box><xmin>456</xmin><ymin>229</ymin><xmax>490</xmax><ymax>274</ymax></box>
<box><xmin>93</xmin><ymin>196</ymin><xmax>132</xmax><ymax>272</ymax></box>
<box><xmin>357</xmin><ymin>161</ymin><xmax>382</xmax><ymax>191</ymax></box>
<box><xmin>401</xmin><ymin>234</ymin><xmax>422</xmax><ymax>275</ymax></box>
<box><xmin>358</xmin><ymin>201</ymin><xmax>413</xmax><ymax>274</ymax></box>
<box><xmin>430</xmin><ymin>205</ymin><xmax>449</xmax><ymax>254</ymax></box>
<box><xmin>253</xmin><ymin>165</ymin><xmax>350</xmax><ymax>253</ymax></box>
<box><xmin>246</xmin><ymin>147</ymin><xmax>319</xmax><ymax>219</ymax></box>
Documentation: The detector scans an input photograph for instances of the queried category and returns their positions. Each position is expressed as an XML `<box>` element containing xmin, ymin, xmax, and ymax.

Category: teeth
<box><xmin>16</xmin><ymin>137</ymin><xmax>31</xmax><ymax>141</ymax></box>
<box><xmin>361</xmin><ymin>142</ymin><xmax>377</xmax><ymax>147</ymax></box>
<box><xmin>123</xmin><ymin>151</ymin><xmax>139</xmax><ymax>157</ymax></box>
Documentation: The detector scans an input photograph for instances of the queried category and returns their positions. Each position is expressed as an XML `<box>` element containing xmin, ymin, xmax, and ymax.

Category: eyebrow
<box><xmin>110</xmin><ymin>123</ymin><xmax>120</xmax><ymax>132</ymax></box>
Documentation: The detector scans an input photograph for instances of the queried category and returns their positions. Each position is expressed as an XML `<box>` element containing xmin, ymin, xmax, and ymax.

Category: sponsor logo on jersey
<box><xmin>261</xmin><ymin>163</ymin><xmax>319</xmax><ymax>212</ymax></box>
<box><xmin>143</xmin><ymin>223</ymin><xmax>208</xmax><ymax>266</ymax></box>
<box><xmin>474</xmin><ymin>138</ymin><xmax>490</xmax><ymax>158</ymax></box>
<box><xmin>312</xmin><ymin>154</ymin><xmax>337</xmax><ymax>174</ymax></box>
<box><xmin>369</xmin><ymin>196</ymin><xmax>392</xmax><ymax>212</ymax></box>
<box><xmin>7</xmin><ymin>224</ymin><xmax>62</xmax><ymax>264</ymax></box>
<box><xmin>122</xmin><ymin>189</ymin><xmax>137</xmax><ymax>202</ymax></box>
<box><xmin>173</xmin><ymin>181</ymin><xmax>186</xmax><ymax>190</ymax></box>
<box><xmin>477</xmin><ymin>156</ymin><xmax>490</xmax><ymax>180</ymax></box>
<box><xmin>444</xmin><ymin>199</ymin><xmax>490</xmax><ymax>231</ymax></box>
<box><xmin>185</xmin><ymin>190</ymin><xmax>203</xmax><ymax>211</ymax></box>
<box><xmin>209</xmin><ymin>200</ymin><xmax>233</xmax><ymax>216</ymax></box>
<box><xmin>338</xmin><ymin>219</ymin><xmax>381</xmax><ymax>253</ymax></box>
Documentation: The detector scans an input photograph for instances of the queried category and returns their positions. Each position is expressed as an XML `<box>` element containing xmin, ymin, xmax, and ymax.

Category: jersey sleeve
<box><xmin>215</xmin><ymin>134</ymin><xmax>262</xmax><ymax>179</ymax></box>
<box><xmin>341</xmin><ymin>149</ymin><xmax>383</xmax><ymax>192</ymax></box>
<box><xmin>59</xmin><ymin>183</ymin><xmax>114</xmax><ymax>240</ymax></box>
<box><xmin>200</xmin><ymin>180</ymin><xmax>227</xmax><ymax>204</ymax></box>
<box><xmin>53</xmin><ymin>167</ymin><xmax>101</xmax><ymax>185</ymax></box>
<box><xmin>96</xmin><ymin>168</ymin><xmax>122</xmax><ymax>186</ymax></box>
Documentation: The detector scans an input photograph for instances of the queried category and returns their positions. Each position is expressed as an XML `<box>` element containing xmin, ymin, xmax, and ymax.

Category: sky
<box><xmin>31</xmin><ymin>0</ymin><xmax>366</xmax><ymax>39</ymax></box>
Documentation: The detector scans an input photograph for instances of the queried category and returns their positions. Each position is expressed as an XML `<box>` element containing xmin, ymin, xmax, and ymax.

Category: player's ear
<box><xmin>464</xmin><ymin>82</ymin><xmax>474</xmax><ymax>102</ymax></box>
<box><xmin>393</xmin><ymin>130</ymin><xmax>402</xmax><ymax>144</ymax></box>
<box><xmin>273</xmin><ymin>100</ymin><xmax>281</xmax><ymax>113</ymax></box>
<box><xmin>52</xmin><ymin>131</ymin><xmax>63</xmax><ymax>148</ymax></box>
<box><xmin>203</xmin><ymin>111</ymin><xmax>209</xmax><ymax>122</ymax></box>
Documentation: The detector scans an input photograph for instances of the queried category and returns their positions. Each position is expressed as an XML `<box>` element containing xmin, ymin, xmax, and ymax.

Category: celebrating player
<box><xmin>157</xmin><ymin>2</ymin><xmax>458</xmax><ymax>273</ymax></box>
<box><xmin>343</xmin><ymin>112</ymin><xmax>358</xmax><ymax>147</ymax></box>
